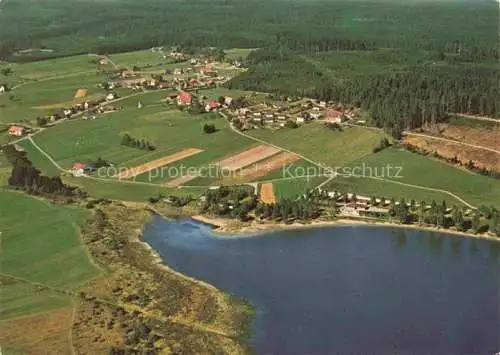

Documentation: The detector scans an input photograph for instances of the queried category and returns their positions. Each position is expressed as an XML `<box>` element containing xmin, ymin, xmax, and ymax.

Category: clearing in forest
<box><xmin>260</xmin><ymin>182</ymin><xmax>276</xmax><ymax>204</ymax></box>
<box><xmin>217</xmin><ymin>145</ymin><xmax>280</xmax><ymax>171</ymax></box>
<box><xmin>115</xmin><ymin>148</ymin><xmax>203</xmax><ymax>179</ymax></box>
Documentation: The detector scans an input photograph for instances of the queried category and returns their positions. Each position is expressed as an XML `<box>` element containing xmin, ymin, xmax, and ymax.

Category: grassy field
<box><xmin>1</xmin><ymin>72</ymin><xmax>109</xmax><ymax>125</ymax></box>
<box><xmin>346</xmin><ymin>148</ymin><xmax>500</xmax><ymax>208</ymax></box>
<box><xmin>64</xmin><ymin>175</ymin><xmax>205</xmax><ymax>202</ymax></box>
<box><xmin>248</xmin><ymin>124</ymin><xmax>384</xmax><ymax>167</ymax></box>
<box><xmin>33</xmin><ymin>100</ymin><xmax>255</xmax><ymax>170</ymax></box>
<box><xmin>273</xmin><ymin>176</ymin><xmax>327</xmax><ymax>200</ymax></box>
<box><xmin>0</xmin><ymin>189</ymin><xmax>101</xmax><ymax>319</ymax></box>
<box><xmin>16</xmin><ymin>139</ymin><xmax>61</xmax><ymax>177</ymax></box>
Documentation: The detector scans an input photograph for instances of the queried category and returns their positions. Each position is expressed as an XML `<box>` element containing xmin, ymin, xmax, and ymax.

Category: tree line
<box><xmin>121</xmin><ymin>134</ymin><xmax>156</xmax><ymax>151</ymax></box>
<box><xmin>3</xmin><ymin>145</ymin><xmax>82</xmax><ymax>198</ymax></box>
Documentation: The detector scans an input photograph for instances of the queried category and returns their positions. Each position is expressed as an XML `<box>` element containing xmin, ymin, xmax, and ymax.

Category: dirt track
<box><xmin>217</xmin><ymin>145</ymin><xmax>280</xmax><ymax>171</ymax></box>
<box><xmin>116</xmin><ymin>148</ymin><xmax>203</xmax><ymax>179</ymax></box>
<box><xmin>260</xmin><ymin>183</ymin><xmax>276</xmax><ymax>204</ymax></box>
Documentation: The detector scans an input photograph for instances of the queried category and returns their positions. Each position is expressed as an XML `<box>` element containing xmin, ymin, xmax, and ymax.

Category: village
<box><xmin>4</xmin><ymin>47</ymin><xmax>366</xmax><ymax>141</ymax></box>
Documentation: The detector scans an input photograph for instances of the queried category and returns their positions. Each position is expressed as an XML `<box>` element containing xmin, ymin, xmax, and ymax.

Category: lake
<box><xmin>143</xmin><ymin>215</ymin><xmax>500</xmax><ymax>355</ymax></box>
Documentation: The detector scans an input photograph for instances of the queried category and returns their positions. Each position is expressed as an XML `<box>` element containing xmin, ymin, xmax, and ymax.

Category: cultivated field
<box><xmin>217</xmin><ymin>144</ymin><xmax>281</xmax><ymax>171</ymax></box>
<box><xmin>231</xmin><ymin>152</ymin><xmax>300</xmax><ymax>181</ymax></box>
<box><xmin>116</xmin><ymin>148</ymin><xmax>203</xmax><ymax>179</ymax></box>
<box><xmin>260</xmin><ymin>183</ymin><xmax>276</xmax><ymax>203</ymax></box>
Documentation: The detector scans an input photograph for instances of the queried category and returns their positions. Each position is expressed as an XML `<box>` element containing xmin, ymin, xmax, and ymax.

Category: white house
<box><xmin>296</xmin><ymin>116</ymin><xmax>305</xmax><ymax>123</ymax></box>
<box><xmin>0</xmin><ymin>85</ymin><xmax>6</xmax><ymax>93</ymax></box>
<box><xmin>106</xmin><ymin>93</ymin><xmax>116</xmax><ymax>101</ymax></box>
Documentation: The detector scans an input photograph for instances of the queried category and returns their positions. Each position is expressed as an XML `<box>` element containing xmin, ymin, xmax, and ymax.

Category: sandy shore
<box><xmin>190</xmin><ymin>215</ymin><xmax>500</xmax><ymax>242</ymax></box>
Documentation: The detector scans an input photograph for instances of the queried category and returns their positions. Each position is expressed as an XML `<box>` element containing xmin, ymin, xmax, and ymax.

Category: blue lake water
<box><xmin>143</xmin><ymin>215</ymin><xmax>500</xmax><ymax>355</ymax></box>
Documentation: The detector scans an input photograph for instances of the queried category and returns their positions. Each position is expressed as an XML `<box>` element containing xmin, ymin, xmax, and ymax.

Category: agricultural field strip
<box><xmin>235</xmin><ymin>152</ymin><xmax>300</xmax><ymax>179</ymax></box>
<box><xmin>216</xmin><ymin>145</ymin><xmax>281</xmax><ymax>171</ymax></box>
<box><xmin>165</xmin><ymin>174</ymin><xmax>200</xmax><ymax>188</ymax></box>
<box><xmin>260</xmin><ymin>183</ymin><xmax>276</xmax><ymax>204</ymax></box>
<box><xmin>231</xmin><ymin>123</ymin><xmax>477</xmax><ymax>208</ymax></box>
<box><xmin>116</xmin><ymin>148</ymin><xmax>204</xmax><ymax>179</ymax></box>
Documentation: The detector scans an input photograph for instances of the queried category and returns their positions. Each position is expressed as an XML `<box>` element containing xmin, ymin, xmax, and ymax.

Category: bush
<box><xmin>284</xmin><ymin>121</ymin><xmax>299</xmax><ymax>129</ymax></box>
<box><xmin>203</xmin><ymin>123</ymin><xmax>217</xmax><ymax>134</ymax></box>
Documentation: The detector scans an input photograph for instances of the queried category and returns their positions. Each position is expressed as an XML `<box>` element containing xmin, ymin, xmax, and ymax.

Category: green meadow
<box><xmin>248</xmin><ymin>124</ymin><xmax>384</xmax><ymax>167</ymax></box>
<box><xmin>33</xmin><ymin>102</ymin><xmax>255</xmax><ymax>170</ymax></box>
<box><xmin>0</xmin><ymin>189</ymin><xmax>101</xmax><ymax>319</ymax></box>
<box><xmin>345</xmin><ymin>148</ymin><xmax>500</xmax><ymax>208</ymax></box>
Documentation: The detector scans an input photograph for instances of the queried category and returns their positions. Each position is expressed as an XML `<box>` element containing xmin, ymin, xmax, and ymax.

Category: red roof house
<box><xmin>8</xmin><ymin>126</ymin><xmax>25</xmax><ymax>137</ymax></box>
<box><xmin>72</xmin><ymin>162</ymin><xmax>87</xmax><ymax>176</ymax></box>
<box><xmin>205</xmin><ymin>101</ymin><xmax>222</xmax><ymax>112</ymax></box>
<box><xmin>325</xmin><ymin>108</ymin><xmax>343</xmax><ymax>123</ymax></box>
<box><xmin>177</xmin><ymin>91</ymin><xmax>192</xmax><ymax>105</ymax></box>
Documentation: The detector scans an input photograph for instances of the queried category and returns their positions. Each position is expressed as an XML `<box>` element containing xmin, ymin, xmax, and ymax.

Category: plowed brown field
<box><xmin>260</xmin><ymin>183</ymin><xmax>276</xmax><ymax>204</ymax></box>
<box><xmin>217</xmin><ymin>145</ymin><xmax>280</xmax><ymax>171</ymax></box>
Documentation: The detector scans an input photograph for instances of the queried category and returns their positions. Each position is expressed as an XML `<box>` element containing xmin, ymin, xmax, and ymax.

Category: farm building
<box><xmin>72</xmin><ymin>162</ymin><xmax>86</xmax><ymax>177</ymax></box>
<box><xmin>0</xmin><ymin>84</ymin><xmax>7</xmax><ymax>93</ymax></box>
<box><xmin>8</xmin><ymin>126</ymin><xmax>25</xmax><ymax>137</ymax></box>
<box><xmin>177</xmin><ymin>91</ymin><xmax>192</xmax><ymax>105</ymax></box>
<box><xmin>99</xmin><ymin>57</ymin><xmax>108</xmax><ymax>65</ymax></box>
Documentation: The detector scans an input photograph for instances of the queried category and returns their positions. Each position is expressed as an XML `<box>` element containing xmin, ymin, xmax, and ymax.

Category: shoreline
<box><xmin>190</xmin><ymin>214</ymin><xmax>500</xmax><ymax>243</ymax></box>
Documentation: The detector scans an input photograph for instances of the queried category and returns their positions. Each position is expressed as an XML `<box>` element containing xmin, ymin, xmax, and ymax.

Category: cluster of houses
<box><xmin>228</xmin><ymin>98</ymin><xmax>359</xmax><ymax>130</ymax></box>
<box><xmin>103</xmin><ymin>64</ymin><xmax>227</xmax><ymax>93</ymax></box>
<box><xmin>165</xmin><ymin>91</ymin><xmax>233</xmax><ymax>113</ymax></box>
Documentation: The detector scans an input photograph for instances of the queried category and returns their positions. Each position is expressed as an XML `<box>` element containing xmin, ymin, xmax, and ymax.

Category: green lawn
<box><xmin>0</xmin><ymin>189</ymin><xmax>101</xmax><ymax>319</ymax></box>
<box><xmin>345</xmin><ymin>148</ymin><xmax>500</xmax><ymax>208</ymax></box>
